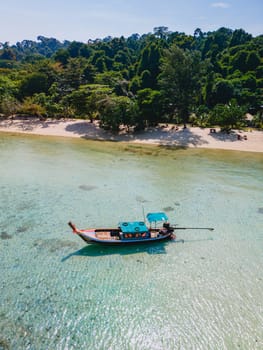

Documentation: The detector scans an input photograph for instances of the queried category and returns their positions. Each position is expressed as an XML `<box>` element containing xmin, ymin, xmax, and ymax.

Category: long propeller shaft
<box><xmin>173</xmin><ymin>227</ymin><xmax>214</xmax><ymax>231</ymax></box>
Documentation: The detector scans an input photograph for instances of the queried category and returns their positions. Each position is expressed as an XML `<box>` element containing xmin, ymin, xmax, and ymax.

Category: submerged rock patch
<box><xmin>79</xmin><ymin>185</ymin><xmax>97</xmax><ymax>191</ymax></box>
<box><xmin>0</xmin><ymin>338</ymin><xmax>10</xmax><ymax>350</ymax></box>
<box><xmin>258</xmin><ymin>207</ymin><xmax>263</xmax><ymax>214</ymax></box>
<box><xmin>16</xmin><ymin>226</ymin><xmax>29</xmax><ymax>233</ymax></box>
<box><xmin>163</xmin><ymin>206</ymin><xmax>174</xmax><ymax>212</ymax></box>
<box><xmin>0</xmin><ymin>232</ymin><xmax>12</xmax><ymax>240</ymax></box>
<box><xmin>135</xmin><ymin>195</ymin><xmax>149</xmax><ymax>203</ymax></box>
<box><xmin>33</xmin><ymin>239</ymin><xmax>79</xmax><ymax>253</ymax></box>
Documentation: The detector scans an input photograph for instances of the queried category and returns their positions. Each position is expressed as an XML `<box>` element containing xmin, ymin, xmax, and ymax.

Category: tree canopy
<box><xmin>0</xmin><ymin>27</ymin><xmax>262</xmax><ymax>130</ymax></box>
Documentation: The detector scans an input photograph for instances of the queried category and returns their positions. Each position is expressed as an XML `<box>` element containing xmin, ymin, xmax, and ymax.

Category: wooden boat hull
<box><xmin>68</xmin><ymin>212</ymin><xmax>214</xmax><ymax>247</ymax></box>
<box><xmin>68</xmin><ymin>214</ymin><xmax>176</xmax><ymax>246</ymax></box>
<box><xmin>78</xmin><ymin>231</ymin><xmax>174</xmax><ymax>246</ymax></box>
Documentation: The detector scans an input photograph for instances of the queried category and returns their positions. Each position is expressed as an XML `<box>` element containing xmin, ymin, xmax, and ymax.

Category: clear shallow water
<box><xmin>0</xmin><ymin>133</ymin><xmax>262</xmax><ymax>350</ymax></box>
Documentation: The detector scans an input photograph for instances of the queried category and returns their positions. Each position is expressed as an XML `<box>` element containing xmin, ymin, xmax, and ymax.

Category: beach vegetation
<box><xmin>136</xmin><ymin>88</ymin><xmax>162</xmax><ymax>128</ymax></box>
<box><xmin>18</xmin><ymin>96</ymin><xmax>46</xmax><ymax>117</ymax></box>
<box><xmin>159</xmin><ymin>45</ymin><xmax>203</xmax><ymax>126</ymax></box>
<box><xmin>0</xmin><ymin>95</ymin><xmax>21</xmax><ymax>116</ymax></box>
<box><xmin>0</xmin><ymin>27</ymin><xmax>262</xmax><ymax>130</ymax></box>
<box><xmin>19</xmin><ymin>72</ymin><xmax>49</xmax><ymax>98</ymax></box>
<box><xmin>210</xmin><ymin>100</ymin><xmax>247</xmax><ymax>131</ymax></box>
<box><xmin>98</xmin><ymin>95</ymin><xmax>138</xmax><ymax>131</ymax></box>
<box><xmin>191</xmin><ymin>105</ymin><xmax>211</xmax><ymax>127</ymax></box>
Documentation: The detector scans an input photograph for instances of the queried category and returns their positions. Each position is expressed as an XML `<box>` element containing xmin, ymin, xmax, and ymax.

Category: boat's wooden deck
<box><xmin>94</xmin><ymin>229</ymin><xmax>166</xmax><ymax>241</ymax></box>
<box><xmin>95</xmin><ymin>231</ymin><xmax>116</xmax><ymax>240</ymax></box>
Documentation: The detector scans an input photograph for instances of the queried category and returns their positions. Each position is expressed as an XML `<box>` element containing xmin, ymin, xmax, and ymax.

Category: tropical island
<box><xmin>0</xmin><ymin>26</ymin><xmax>262</xmax><ymax>151</ymax></box>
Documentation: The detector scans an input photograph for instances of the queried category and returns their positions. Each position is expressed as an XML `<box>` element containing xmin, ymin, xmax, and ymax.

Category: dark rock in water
<box><xmin>16</xmin><ymin>226</ymin><xmax>29</xmax><ymax>233</ymax></box>
<box><xmin>17</xmin><ymin>202</ymin><xmax>33</xmax><ymax>211</ymax></box>
<box><xmin>33</xmin><ymin>238</ymin><xmax>79</xmax><ymax>253</ymax></box>
<box><xmin>0</xmin><ymin>232</ymin><xmax>12</xmax><ymax>240</ymax></box>
<box><xmin>0</xmin><ymin>338</ymin><xmax>10</xmax><ymax>350</ymax></box>
<box><xmin>135</xmin><ymin>195</ymin><xmax>149</xmax><ymax>203</ymax></box>
<box><xmin>79</xmin><ymin>185</ymin><xmax>97</xmax><ymax>191</ymax></box>
<box><xmin>258</xmin><ymin>207</ymin><xmax>263</xmax><ymax>214</ymax></box>
<box><xmin>163</xmin><ymin>206</ymin><xmax>174</xmax><ymax>212</ymax></box>
<box><xmin>174</xmin><ymin>202</ymin><xmax>180</xmax><ymax>206</ymax></box>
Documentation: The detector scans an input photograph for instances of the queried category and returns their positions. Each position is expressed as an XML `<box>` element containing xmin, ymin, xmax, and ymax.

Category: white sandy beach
<box><xmin>0</xmin><ymin>117</ymin><xmax>262</xmax><ymax>153</ymax></box>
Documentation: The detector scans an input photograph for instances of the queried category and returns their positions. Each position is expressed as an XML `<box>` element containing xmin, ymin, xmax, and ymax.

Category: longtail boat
<box><xmin>68</xmin><ymin>212</ymin><xmax>176</xmax><ymax>246</ymax></box>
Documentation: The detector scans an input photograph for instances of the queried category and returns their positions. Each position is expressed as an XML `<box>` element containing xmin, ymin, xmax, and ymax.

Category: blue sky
<box><xmin>1</xmin><ymin>0</ymin><xmax>262</xmax><ymax>44</ymax></box>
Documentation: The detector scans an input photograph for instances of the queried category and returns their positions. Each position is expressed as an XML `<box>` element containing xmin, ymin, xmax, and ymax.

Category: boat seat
<box><xmin>95</xmin><ymin>231</ymin><xmax>111</xmax><ymax>239</ymax></box>
<box><xmin>150</xmin><ymin>231</ymin><xmax>158</xmax><ymax>238</ymax></box>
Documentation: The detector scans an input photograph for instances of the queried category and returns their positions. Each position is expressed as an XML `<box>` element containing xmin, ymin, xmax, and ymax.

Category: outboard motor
<box><xmin>163</xmin><ymin>222</ymin><xmax>170</xmax><ymax>230</ymax></box>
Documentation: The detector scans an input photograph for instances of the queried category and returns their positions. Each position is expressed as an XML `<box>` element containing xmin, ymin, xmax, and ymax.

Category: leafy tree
<box><xmin>241</xmin><ymin>73</ymin><xmax>257</xmax><ymax>90</ymax></box>
<box><xmin>114</xmin><ymin>79</ymin><xmax>129</xmax><ymax>96</ymax></box>
<box><xmin>18</xmin><ymin>96</ymin><xmax>46</xmax><ymax>116</ymax></box>
<box><xmin>129</xmin><ymin>76</ymin><xmax>141</xmax><ymax>94</ymax></box>
<box><xmin>229</xmin><ymin>29</ymin><xmax>252</xmax><ymax>47</ymax></box>
<box><xmin>210</xmin><ymin>100</ymin><xmax>246</xmax><ymax>130</ymax></box>
<box><xmin>126</xmin><ymin>33</ymin><xmax>141</xmax><ymax>52</ymax></box>
<box><xmin>86</xmin><ymin>84</ymin><xmax>113</xmax><ymax>122</ymax></box>
<box><xmin>94</xmin><ymin>56</ymin><xmax>107</xmax><ymax>73</ymax></box>
<box><xmin>246</xmin><ymin>51</ymin><xmax>261</xmax><ymax>71</ymax></box>
<box><xmin>0</xmin><ymin>75</ymin><xmax>19</xmax><ymax>103</ymax></box>
<box><xmin>154</xmin><ymin>26</ymin><xmax>170</xmax><ymax>39</ymax></box>
<box><xmin>159</xmin><ymin>45</ymin><xmax>203</xmax><ymax>125</ymax></box>
<box><xmin>137</xmin><ymin>88</ymin><xmax>162</xmax><ymax>127</ymax></box>
<box><xmin>230</xmin><ymin>50</ymin><xmax>249</xmax><ymax>72</ymax></box>
<box><xmin>203</xmin><ymin>71</ymin><xmax>215</xmax><ymax>107</ymax></box>
<box><xmin>32</xmin><ymin>92</ymin><xmax>65</xmax><ymax>117</ymax></box>
<box><xmin>212</xmin><ymin>79</ymin><xmax>234</xmax><ymax>104</ymax></box>
<box><xmin>193</xmin><ymin>28</ymin><xmax>205</xmax><ymax>51</ymax></box>
<box><xmin>95</xmin><ymin>71</ymin><xmax>123</xmax><ymax>88</ymax></box>
<box><xmin>67</xmin><ymin>41</ymin><xmax>85</xmax><ymax>58</ymax></box>
<box><xmin>19</xmin><ymin>72</ymin><xmax>49</xmax><ymax>97</ymax></box>
<box><xmin>191</xmin><ymin>105</ymin><xmax>210</xmax><ymax>127</ymax></box>
<box><xmin>0</xmin><ymin>26</ymin><xmax>261</xmax><ymax>124</ymax></box>
<box><xmin>12</xmin><ymin>37</ymin><xmax>69</xmax><ymax>60</ymax></box>
<box><xmin>36</xmin><ymin>36</ymin><xmax>64</xmax><ymax>57</ymax></box>
<box><xmin>61</xmin><ymin>84</ymin><xmax>112</xmax><ymax>120</ymax></box>
<box><xmin>0</xmin><ymin>95</ymin><xmax>20</xmax><ymax>116</ymax></box>
<box><xmin>202</xmin><ymin>27</ymin><xmax>233</xmax><ymax>60</ymax></box>
<box><xmin>137</xmin><ymin>43</ymin><xmax>161</xmax><ymax>89</ymax></box>
<box><xmin>64</xmin><ymin>89</ymin><xmax>89</xmax><ymax>117</ymax></box>
<box><xmin>113</xmin><ymin>49</ymin><xmax>131</xmax><ymax>67</ymax></box>
<box><xmin>168</xmin><ymin>32</ymin><xmax>194</xmax><ymax>50</ymax></box>
<box><xmin>60</xmin><ymin>57</ymin><xmax>88</xmax><ymax>90</ymax></box>
<box><xmin>35</xmin><ymin>59</ymin><xmax>60</xmax><ymax>87</ymax></box>
<box><xmin>0</xmin><ymin>47</ymin><xmax>16</xmax><ymax>60</ymax></box>
<box><xmin>99</xmin><ymin>95</ymin><xmax>138</xmax><ymax>131</ymax></box>
<box><xmin>140</xmin><ymin>70</ymin><xmax>152</xmax><ymax>89</ymax></box>
<box><xmin>54</xmin><ymin>49</ymin><xmax>70</xmax><ymax>65</ymax></box>
<box><xmin>194</xmin><ymin>28</ymin><xmax>204</xmax><ymax>39</ymax></box>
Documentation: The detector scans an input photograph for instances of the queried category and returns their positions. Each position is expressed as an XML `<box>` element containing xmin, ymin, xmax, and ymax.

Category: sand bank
<box><xmin>0</xmin><ymin>117</ymin><xmax>262</xmax><ymax>153</ymax></box>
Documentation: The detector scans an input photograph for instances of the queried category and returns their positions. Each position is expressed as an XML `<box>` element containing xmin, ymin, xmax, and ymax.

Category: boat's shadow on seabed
<box><xmin>61</xmin><ymin>241</ymin><xmax>174</xmax><ymax>261</ymax></box>
<box><xmin>61</xmin><ymin>238</ymin><xmax>213</xmax><ymax>261</ymax></box>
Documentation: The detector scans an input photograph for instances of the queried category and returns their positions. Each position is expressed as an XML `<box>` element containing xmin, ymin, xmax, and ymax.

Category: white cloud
<box><xmin>211</xmin><ymin>2</ymin><xmax>230</xmax><ymax>8</ymax></box>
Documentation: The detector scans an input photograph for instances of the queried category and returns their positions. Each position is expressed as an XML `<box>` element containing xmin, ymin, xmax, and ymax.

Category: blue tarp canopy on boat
<box><xmin>119</xmin><ymin>221</ymin><xmax>148</xmax><ymax>234</ymax></box>
<box><xmin>146</xmin><ymin>212</ymin><xmax>168</xmax><ymax>223</ymax></box>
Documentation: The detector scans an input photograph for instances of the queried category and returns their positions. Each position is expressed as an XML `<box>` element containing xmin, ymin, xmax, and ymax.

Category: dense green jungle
<box><xmin>0</xmin><ymin>26</ymin><xmax>262</xmax><ymax>131</ymax></box>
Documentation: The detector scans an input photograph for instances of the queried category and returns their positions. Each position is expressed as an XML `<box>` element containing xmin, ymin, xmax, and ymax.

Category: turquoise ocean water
<box><xmin>0</xmin><ymin>133</ymin><xmax>262</xmax><ymax>350</ymax></box>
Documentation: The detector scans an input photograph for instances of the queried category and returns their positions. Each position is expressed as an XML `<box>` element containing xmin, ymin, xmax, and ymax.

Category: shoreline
<box><xmin>0</xmin><ymin>117</ymin><xmax>263</xmax><ymax>153</ymax></box>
